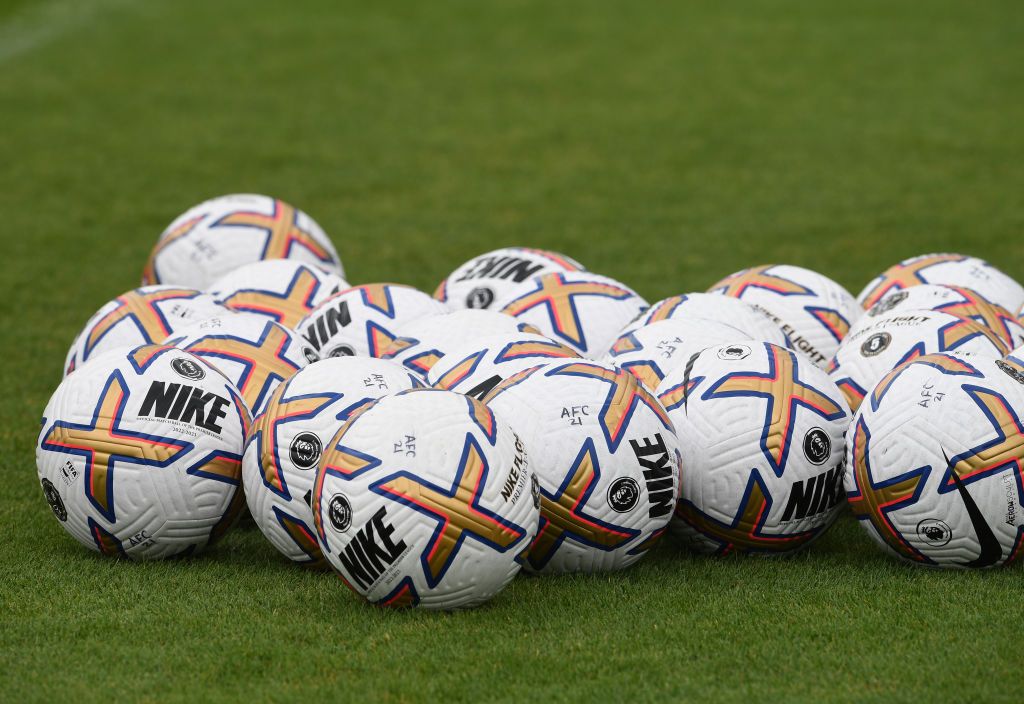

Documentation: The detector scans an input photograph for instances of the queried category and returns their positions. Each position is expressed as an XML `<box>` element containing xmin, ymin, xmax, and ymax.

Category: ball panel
<box><xmin>497</xmin><ymin>272</ymin><xmax>648</xmax><ymax>358</ymax></box>
<box><xmin>163</xmin><ymin>314</ymin><xmax>315</xmax><ymax>416</ymax></box>
<box><xmin>856</xmin><ymin>253</ymin><xmax>1024</xmax><ymax>314</ymax></box>
<box><xmin>620</xmin><ymin>292</ymin><xmax>789</xmax><ymax>347</ymax></box>
<box><xmin>66</xmin><ymin>286</ymin><xmax>228</xmax><ymax>376</ymax></box>
<box><xmin>381</xmin><ymin>309</ymin><xmax>540</xmax><ymax>378</ymax></box>
<box><xmin>708</xmin><ymin>265</ymin><xmax>860</xmax><ymax>369</ymax></box>
<box><xmin>829</xmin><ymin>310</ymin><xmax>1008</xmax><ymax>412</ymax></box>
<box><xmin>427</xmin><ymin>332</ymin><xmax>580</xmax><ymax>399</ymax></box>
<box><xmin>210</xmin><ymin>260</ymin><xmax>348</xmax><ymax>330</ymax></box>
<box><xmin>605</xmin><ymin>319</ymin><xmax>762</xmax><ymax>391</ymax></box>
<box><xmin>864</xmin><ymin>284</ymin><xmax>1024</xmax><ymax>349</ymax></box>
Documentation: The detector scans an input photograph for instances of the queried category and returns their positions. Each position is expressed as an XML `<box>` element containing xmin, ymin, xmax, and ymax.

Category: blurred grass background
<box><xmin>1</xmin><ymin>1</ymin><xmax>1022</xmax><ymax>701</ymax></box>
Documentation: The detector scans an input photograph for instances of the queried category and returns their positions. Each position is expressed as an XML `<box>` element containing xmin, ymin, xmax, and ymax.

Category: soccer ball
<box><xmin>828</xmin><ymin>309</ymin><xmax>1008</xmax><ymax>412</ymax></box>
<box><xmin>707</xmin><ymin>264</ymin><xmax>860</xmax><ymax>369</ymax></box>
<box><xmin>142</xmin><ymin>194</ymin><xmax>344</xmax><ymax>290</ymax></box>
<box><xmin>311</xmin><ymin>389</ymin><xmax>540</xmax><ymax>609</ymax></box>
<box><xmin>382</xmin><ymin>309</ymin><xmax>544</xmax><ymax>378</ymax></box>
<box><xmin>619</xmin><ymin>292</ymin><xmax>788</xmax><ymax>345</ymax></box>
<box><xmin>64</xmin><ymin>285</ymin><xmax>228</xmax><ymax>377</ymax></box>
<box><xmin>604</xmin><ymin>318</ymin><xmax>763</xmax><ymax>392</ymax></box>
<box><xmin>243</xmin><ymin>357</ymin><xmax>423</xmax><ymax>568</ymax></box>
<box><xmin>428</xmin><ymin>332</ymin><xmax>580</xmax><ymax>399</ymax></box>
<box><xmin>295</xmin><ymin>284</ymin><xmax>449</xmax><ymax>359</ymax></box>
<box><xmin>657</xmin><ymin>341</ymin><xmax>850</xmax><ymax>555</ymax></box>
<box><xmin>163</xmin><ymin>313</ymin><xmax>316</xmax><ymax>415</ymax></box>
<box><xmin>210</xmin><ymin>260</ymin><xmax>348</xmax><ymax>330</ymax></box>
<box><xmin>863</xmin><ymin>284</ymin><xmax>1024</xmax><ymax>350</ymax></box>
<box><xmin>37</xmin><ymin>345</ymin><xmax>249</xmax><ymax>558</ymax></box>
<box><xmin>483</xmin><ymin>360</ymin><xmax>681</xmax><ymax>574</ymax></box>
<box><xmin>857</xmin><ymin>253</ymin><xmax>1024</xmax><ymax>314</ymax></box>
<box><xmin>497</xmin><ymin>272</ymin><xmax>649</xmax><ymax>358</ymax></box>
<box><xmin>434</xmin><ymin>247</ymin><xmax>585</xmax><ymax>310</ymax></box>
<box><xmin>846</xmin><ymin>352</ymin><xmax>1024</xmax><ymax>568</ymax></box>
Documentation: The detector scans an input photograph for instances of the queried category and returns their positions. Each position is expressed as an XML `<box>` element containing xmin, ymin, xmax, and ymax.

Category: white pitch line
<box><xmin>0</xmin><ymin>0</ymin><xmax>134</xmax><ymax>65</ymax></box>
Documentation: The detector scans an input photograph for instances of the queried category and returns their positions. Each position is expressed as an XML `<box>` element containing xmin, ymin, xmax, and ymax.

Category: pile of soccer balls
<box><xmin>36</xmin><ymin>193</ymin><xmax>1024</xmax><ymax>610</ymax></box>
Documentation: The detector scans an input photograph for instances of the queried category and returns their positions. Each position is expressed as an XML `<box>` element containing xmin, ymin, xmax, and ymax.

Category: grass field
<box><xmin>2</xmin><ymin>1</ymin><xmax>1024</xmax><ymax>701</ymax></box>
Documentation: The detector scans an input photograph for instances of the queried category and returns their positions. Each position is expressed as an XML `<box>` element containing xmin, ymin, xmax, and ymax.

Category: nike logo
<box><xmin>944</xmin><ymin>451</ymin><xmax>1002</xmax><ymax>568</ymax></box>
<box><xmin>680</xmin><ymin>353</ymin><xmax>699</xmax><ymax>415</ymax></box>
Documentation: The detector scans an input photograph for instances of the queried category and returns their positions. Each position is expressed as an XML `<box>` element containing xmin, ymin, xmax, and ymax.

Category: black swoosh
<box><xmin>944</xmin><ymin>451</ymin><xmax>1002</xmax><ymax>568</ymax></box>
<box><xmin>680</xmin><ymin>353</ymin><xmax>699</xmax><ymax>416</ymax></box>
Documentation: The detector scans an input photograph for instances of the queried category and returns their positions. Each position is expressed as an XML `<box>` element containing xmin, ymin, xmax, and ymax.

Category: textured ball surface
<box><xmin>428</xmin><ymin>332</ymin><xmax>580</xmax><ymax>399</ymax></box>
<box><xmin>845</xmin><ymin>353</ymin><xmax>1024</xmax><ymax>568</ymax></box>
<box><xmin>210</xmin><ymin>259</ymin><xmax>348</xmax><ymax>330</ymax></box>
<box><xmin>619</xmin><ymin>292</ymin><xmax>788</xmax><ymax>346</ymax></box>
<box><xmin>163</xmin><ymin>313</ymin><xmax>316</xmax><ymax>416</ymax></box>
<box><xmin>862</xmin><ymin>284</ymin><xmax>1024</xmax><ymax>350</ymax></box>
<box><xmin>142</xmin><ymin>194</ymin><xmax>343</xmax><ymax>289</ymax></box>
<box><xmin>243</xmin><ymin>357</ymin><xmax>422</xmax><ymax>568</ymax></box>
<box><xmin>312</xmin><ymin>389</ymin><xmax>540</xmax><ymax>610</ymax></box>
<box><xmin>65</xmin><ymin>286</ymin><xmax>228</xmax><ymax>377</ymax></box>
<box><xmin>295</xmin><ymin>284</ymin><xmax>449</xmax><ymax>359</ymax></box>
<box><xmin>604</xmin><ymin>318</ymin><xmax>761</xmax><ymax>392</ymax></box>
<box><xmin>857</xmin><ymin>253</ymin><xmax>1024</xmax><ymax>314</ymax></box>
<box><xmin>37</xmin><ymin>345</ymin><xmax>249</xmax><ymax>559</ymax></box>
<box><xmin>381</xmin><ymin>309</ymin><xmax>543</xmax><ymax>378</ymax></box>
<box><xmin>708</xmin><ymin>264</ymin><xmax>860</xmax><ymax>369</ymax></box>
<box><xmin>829</xmin><ymin>309</ymin><xmax>1008</xmax><ymax>412</ymax></box>
<box><xmin>434</xmin><ymin>247</ymin><xmax>585</xmax><ymax>310</ymax></box>
<box><xmin>657</xmin><ymin>342</ymin><xmax>850</xmax><ymax>555</ymax></box>
<box><xmin>484</xmin><ymin>360</ymin><xmax>681</xmax><ymax>574</ymax></box>
<box><xmin>497</xmin><ymin>272</ymin><xmax>649</xmax><ymax>358</ymax></box>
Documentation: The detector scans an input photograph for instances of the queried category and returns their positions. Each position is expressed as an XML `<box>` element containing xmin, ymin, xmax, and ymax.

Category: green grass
<box><xmin>2</xmin><ymin>0</ymin><xmax>1024</xmax><ymax>701</ymax></box>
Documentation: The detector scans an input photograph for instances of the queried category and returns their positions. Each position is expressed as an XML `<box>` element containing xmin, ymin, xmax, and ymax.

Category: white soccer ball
<box><xmin>428</xmin><ymin>332</ymin><xmax>580</xmax><ymax>400</ymax></box>
<box><xmin>163</xmin><ymin>313</ymin><xmax>316</xmax><ymax>415</ymax></box>
<box><xmin>243</xmin><ymin>357</ymin><xmax>423</xmax><ymax>568</ymax></box>
<box><xmin>657</xmin><ymin>341</ymin><xmax>850</xmax><ymax>555</ymax></box>
<box><xmin>434</xmin><ymin>247</ymin><xmax>585</xmax><ymax>310</ymax></box>
<box><xmin>64</xmin><ymin>286</ymin><xmax>228</xmax><ymax>377</ymax></box>
<box><xmin>209</xmin><ymin>260</ymin><xmax>348</xmax><ymax>330</ymax></box>
<box><xmin>857</xmin><ymin>253</ymin><xmax>1024</xmax><ymax>314</ymax></box>
<box><xmin>295</xmin><ymin>283</ymin><xmax>449</xmax><ymax>359</ymax></box>
<box><xmin>707</xmin><ymin>264</ymin><xmax>860</xmax><ymax>369</ymax></box>
<box><xmin>619</xmin><ymin>292</ymin><xmax>788</xmax><ymax>345</ymax></box>
<box><xmin>497</xmin><ymin>272</ymin><xmax>649</xmax><ymax>358</ymax></box>
<box><xmin>381</xmin><ymin>309</ymin><xmax>544</xmax><ymax>378</ymax></box>
<box><xmin>862</xmin><ymin>284</ymin><xmax>1024</xmax><ymax>350</ymax></box>
<box><xmin>142</xmin><ymin>194</ymin><xmax>343</xmax><ymax>290</ymax></box>
<box><xmin>828</xmin><ymin>309</ymin><xmax>1008</xmax><ymax>412</ymax></box>
<box><xmin>845</xmin><ymin>352</ymin><xmax>1024</xmax><ymax>568</ymax></box>
<box><xmin>604</xmin><ymin>318</ymin><xmax>765</xmax><ymax>392</ymax></box>
<box><xmin>37</xmin><ymin>344</ymin><xmax>250</xmax><ymax>559</ymax></box>
<box><xmin>483</xmin><ymin>360</ymin><xmax>681</xmax><ymax>574</ymax></box>
<box><xmin>312</xmin><ymin>389</ymin><xmax>540</xmax><ymax>610</ymax></box>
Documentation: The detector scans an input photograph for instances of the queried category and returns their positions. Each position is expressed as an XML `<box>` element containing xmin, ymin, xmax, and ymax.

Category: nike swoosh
<box><xmin>680</xmin><ymin>353</ymin><xmax>699</xmax><ymax>416</ymax></box>
<box><xmin>944</xmin><ymin>451</ymin><xmax>1002</xmax><ymax>568</ymax></box>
